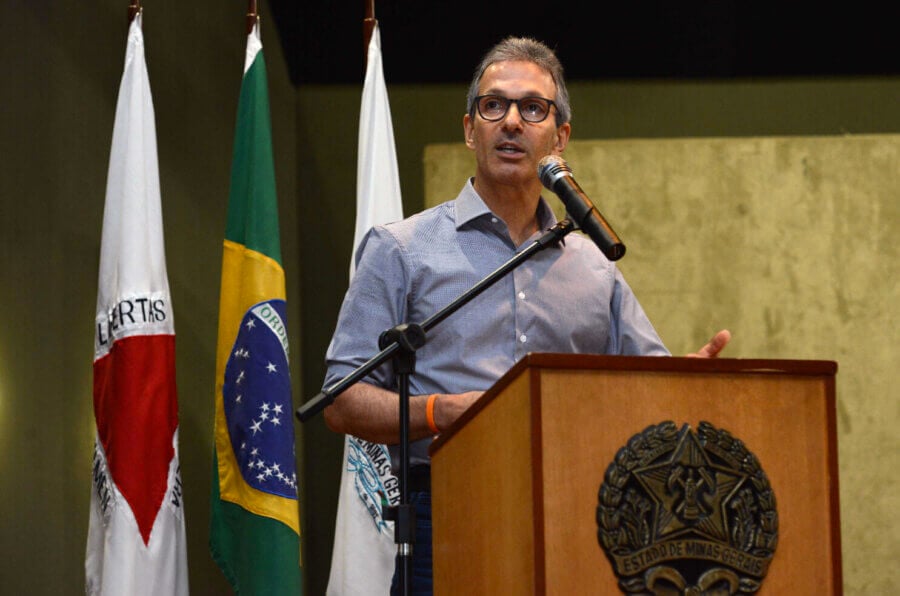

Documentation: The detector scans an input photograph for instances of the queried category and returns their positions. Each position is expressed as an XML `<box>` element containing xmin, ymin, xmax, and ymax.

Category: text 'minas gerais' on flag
<box><xmin>209</xmin><ymin>20</ymin><xmax>302</xmax><ymax>594</ymax></box>
<box><xmin>328</xmin><ymin>22</ymin><xmax>404</xmax><ymax>596</ymax></box>
<box><xmin>86</xmin><ymin>13</ymin><xmax>189</xmax><ymax>595</ymax></box>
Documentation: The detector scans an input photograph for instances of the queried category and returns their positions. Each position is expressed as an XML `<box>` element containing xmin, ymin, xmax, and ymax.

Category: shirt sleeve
<box><xmin>323</xmin><ymin>226</ymin><xmax>409</xmax><ymax>391</ymax></box>
<box><xmin>605</xmin><ymin>267</ymin><xmax>671</xmax><ymax>356</ymax></box>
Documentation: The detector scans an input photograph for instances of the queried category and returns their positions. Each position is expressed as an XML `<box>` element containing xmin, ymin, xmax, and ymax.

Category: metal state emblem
<box><xmin>596</xmin><ymin>421</ymin><xmax>778</xmax><ymax>594</ymax></box>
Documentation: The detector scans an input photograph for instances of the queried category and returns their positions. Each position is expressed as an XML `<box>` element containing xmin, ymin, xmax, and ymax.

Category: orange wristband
<box><xmin>426</xmin><ymin>394</ymin><xmax>440</xmax><ymax>435</ymax></box>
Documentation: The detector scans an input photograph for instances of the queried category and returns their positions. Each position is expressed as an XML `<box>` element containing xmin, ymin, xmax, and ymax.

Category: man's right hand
<box><xmin>432</xmin><ymin>391</ymin><xmax>483</xmax><ymax>434</ymax></box>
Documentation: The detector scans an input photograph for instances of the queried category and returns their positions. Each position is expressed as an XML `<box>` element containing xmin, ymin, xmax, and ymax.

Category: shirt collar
<box><xmin>454</xmin><ymin>178</ymin><xmax>559</xmax><ymax>231</ymax></box>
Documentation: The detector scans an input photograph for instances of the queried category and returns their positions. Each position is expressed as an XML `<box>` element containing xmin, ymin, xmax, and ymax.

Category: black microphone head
<box><xmin>537</xmin><ymin>155</ymin><xmax>572</xmax><ymax>190</ymax></box>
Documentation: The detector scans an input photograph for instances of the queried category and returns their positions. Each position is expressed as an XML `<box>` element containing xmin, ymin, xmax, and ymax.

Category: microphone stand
<box><xmin>296</xmin><ymin>218</ymin><xmax>575</xmax><ymax>595</ymax></box>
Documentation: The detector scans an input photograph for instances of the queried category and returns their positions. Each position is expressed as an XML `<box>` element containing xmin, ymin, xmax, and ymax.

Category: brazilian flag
<box><xmin>209</xmin><ymin>25</ymin><xmax>302</xmax><ymax>594</ymax></box>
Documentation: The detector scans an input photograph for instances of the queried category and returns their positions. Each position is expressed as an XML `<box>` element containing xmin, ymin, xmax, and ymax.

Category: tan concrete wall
<box><xmin>424</xmin><ymin>135</ymin><xmax>899</xmax><ymax>594</ymax></box>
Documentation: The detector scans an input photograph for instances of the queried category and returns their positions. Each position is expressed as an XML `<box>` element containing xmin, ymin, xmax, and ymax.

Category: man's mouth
<box><xmin>496</xmin><ymin>142</ymin><xmax>524</xmax><ymax>155</ymax></box>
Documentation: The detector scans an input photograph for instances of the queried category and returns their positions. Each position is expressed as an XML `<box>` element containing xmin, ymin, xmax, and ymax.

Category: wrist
<box><xmin>426</xmin><ymin>393</ymin><xmax>440</xmax><ymax>435</ymax></box>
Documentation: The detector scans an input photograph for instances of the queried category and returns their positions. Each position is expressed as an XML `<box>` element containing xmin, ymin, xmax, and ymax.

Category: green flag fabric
<box><xmin>209</xmin><ymin>24</ymin><xmax>302</xmax><ymax>595</ymax></box>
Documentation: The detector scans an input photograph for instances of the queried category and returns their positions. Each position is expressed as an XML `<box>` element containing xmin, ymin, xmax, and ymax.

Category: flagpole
<box><xmin>364</xmin><ymin>0</ymin><xmax>375</xmax><ymax>64</ymax></box>
<box><xmin>128</xmin><ymin>0</ymin><xmax>141</xmax><ymax>23</ymax></box>
<box><xmin>247</xmin><ymin>0</ymin><xmax>258</xmax><ymax>35</ymax></box>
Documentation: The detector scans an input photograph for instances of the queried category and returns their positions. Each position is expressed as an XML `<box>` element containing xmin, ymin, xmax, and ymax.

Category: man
<box><xmin>323</xmin><ymin>36</ymin><xmax>730</xmax><ymax>594</ymax></box>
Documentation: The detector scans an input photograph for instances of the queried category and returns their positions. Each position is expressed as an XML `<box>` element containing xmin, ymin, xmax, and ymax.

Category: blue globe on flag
<box><xmin>223</xmin><ymin>299</ymin><xmax>297</xmax><ymax>499</ymax></box>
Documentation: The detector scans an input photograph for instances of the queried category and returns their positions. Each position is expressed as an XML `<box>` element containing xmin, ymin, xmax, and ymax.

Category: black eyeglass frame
<box><xmin>473</xmin><ymin>94</ymin><xmax>558</xmax><ymax>123</ymax></box>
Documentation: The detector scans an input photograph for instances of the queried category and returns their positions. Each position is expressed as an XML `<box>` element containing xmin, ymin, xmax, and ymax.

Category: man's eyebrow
<box><xmin>480</xmin><ymin>89</ymin><xmax>547</xmax><ymax>97</ymax></box>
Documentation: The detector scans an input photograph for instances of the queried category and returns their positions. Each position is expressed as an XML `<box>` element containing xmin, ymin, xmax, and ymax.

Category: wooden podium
<box><xmin>429</xmin><ymin>354</ymin><xmax>841</xmax><ymax>595</ymax></box>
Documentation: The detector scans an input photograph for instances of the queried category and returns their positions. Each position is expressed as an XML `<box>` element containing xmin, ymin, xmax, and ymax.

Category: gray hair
<box><xmin>466</xmin><ymin>36</ymin><xmax>572</xmax><ymax>126</ymax></box>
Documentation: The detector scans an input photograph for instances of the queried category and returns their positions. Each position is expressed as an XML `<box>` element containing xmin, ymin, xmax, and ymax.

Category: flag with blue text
<box><xmin>327</xmin><ymin>22</ymin><xmax>404</xmax><ymax>596</ymax></box>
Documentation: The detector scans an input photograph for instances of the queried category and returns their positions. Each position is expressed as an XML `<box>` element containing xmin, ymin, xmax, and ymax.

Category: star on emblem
<box><xmin>634</xmin><ymin>426</ymin><xmax>746</xmax><ymax>542</ymax></box>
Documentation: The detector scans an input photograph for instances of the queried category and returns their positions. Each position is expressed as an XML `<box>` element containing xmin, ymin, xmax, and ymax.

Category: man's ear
<box><xmin>463</xmin><ymin>113</ymin><xmax>475</xmax><ymax>149</ymax></box>
<box><xmin>553</xmin><ymin>122</ymin><xmax>571</xmax><ymax>154</ymax></box>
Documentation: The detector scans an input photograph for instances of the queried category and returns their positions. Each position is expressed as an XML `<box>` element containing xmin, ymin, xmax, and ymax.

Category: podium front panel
<box><xmin>431</xmin><ymin>355</ymin><xmax>840</xmax><ymax>595</ymax></box>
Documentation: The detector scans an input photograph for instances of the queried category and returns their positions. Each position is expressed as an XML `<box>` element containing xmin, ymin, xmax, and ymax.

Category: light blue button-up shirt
<box><xmin>324</xmin><ymin>180</ymin><xmax>669</xmax><ymax>466</ymax></box>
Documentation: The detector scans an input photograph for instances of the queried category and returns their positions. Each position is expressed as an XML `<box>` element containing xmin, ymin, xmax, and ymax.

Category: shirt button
<box><xmin>491</xmin><ymin>217</ymin><xmax>498</xmax><ymax>223</ymax></box>
<box><xmin>518</xmin><ymin>291</ymin><xmax>526</xmax><ymax>300</ymax></box>
<box><xmin>519</xmin><ymin>334</ymin><xmax>527</xmax><ymax>343</ymax></box>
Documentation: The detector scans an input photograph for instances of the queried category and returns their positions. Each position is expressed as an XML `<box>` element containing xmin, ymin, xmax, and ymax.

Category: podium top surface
<box><xmin>508</xmin><ymin>353</ymin><xmax>836</xmax><ymax>377</ymax></box>
<box><xmin>430</xmin><ymin>353</ymin><xmax>837</xmax><ymax>455</ymax></box>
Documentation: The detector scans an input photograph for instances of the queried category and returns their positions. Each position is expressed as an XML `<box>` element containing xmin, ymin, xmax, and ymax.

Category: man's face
<box><xmin>464</xmin><ymin>60</ymin><xmax>571</xmax><ymax>193</ymax></box>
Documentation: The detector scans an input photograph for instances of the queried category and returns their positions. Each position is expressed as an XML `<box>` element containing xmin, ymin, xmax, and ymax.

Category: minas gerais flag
<box><xmin>209</xmin><ymin>20</ymin><xmax>302</xmax><ymax>594</ymax></box>
<box><xmin>86</xmin><ymin>13</ymin><xmax>189</xmax><ymax>596</ymax></box>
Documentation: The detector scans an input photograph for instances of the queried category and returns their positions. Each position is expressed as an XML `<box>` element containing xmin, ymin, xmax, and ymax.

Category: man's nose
<box><xmin>501</xmin><ymin>101</ymin><xmax>524</xmax><ymax>129</ymax></box>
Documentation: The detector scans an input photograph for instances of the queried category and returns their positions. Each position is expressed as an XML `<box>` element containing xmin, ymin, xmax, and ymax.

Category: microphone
<box><xmin>537</xmin><ymin>155</ymin><xmax>626</xmax><ymax>261</ymax></box>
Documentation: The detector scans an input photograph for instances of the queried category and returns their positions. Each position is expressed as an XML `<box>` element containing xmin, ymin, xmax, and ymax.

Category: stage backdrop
<box><xmin>424</xmin><ymin>134</ymin><xmax>899</xmax><ymax>593</ymax></box>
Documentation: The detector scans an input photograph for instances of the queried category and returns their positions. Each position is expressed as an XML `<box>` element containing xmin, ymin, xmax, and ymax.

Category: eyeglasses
<box><xmin>474</xmin><ymin>95</ymin><xmax>557</xmax><ymax>123</ymax></box>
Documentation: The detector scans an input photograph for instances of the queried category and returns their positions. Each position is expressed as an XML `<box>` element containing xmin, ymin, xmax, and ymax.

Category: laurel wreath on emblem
<box><xmin>596</xmin><ymin>421</ymin><xmax>779</xmax><ymax>595</ymax></box>
<box><xmin>695</xmin><ymin>422</ymin><xmax>779</xmax><ymax>555</ymax></box>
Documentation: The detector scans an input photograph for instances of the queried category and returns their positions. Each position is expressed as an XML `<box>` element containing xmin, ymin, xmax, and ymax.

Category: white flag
<box><xmin>86</xmin><ymin>15</ymin><xmax>188</xmax><ymax>595</ymax></box>
<box><xmin>327</xmin><ymin>23</ymin><xmax>404</xmax><ymax>595</ymax></box>
<box><xmin>349</xmin><ymin>23</ymin><xmax>404</xmax><ymax>280</ymax></box>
